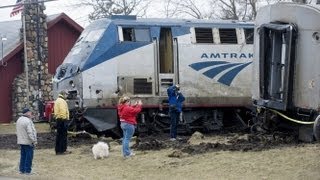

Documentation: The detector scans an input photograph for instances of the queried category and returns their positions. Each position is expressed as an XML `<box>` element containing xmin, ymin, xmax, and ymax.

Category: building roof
<box><xmin>0</xmin><ymin>19</ymin><xmax>21</xmax><ymax>59</ymax></box>
<box><xmin>0</xmin><ymin>13</ymin><xmax>83</xmax><ymax>64</ymax></box>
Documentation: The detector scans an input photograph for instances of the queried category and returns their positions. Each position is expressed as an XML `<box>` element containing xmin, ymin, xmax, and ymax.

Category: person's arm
<box><xmin>124</xmin><ymin>105</ymin><xmax>142</xmax><ymax>116</ymax></box>
<box><xmin>53</xmin><ymin>99</ymin><xmax>61</xmax><ymax>118</ymax></box>
<box><xmin>26</xmin><ymin>120</ymin><xmax>37</xmax><ymax>145</ymax></box>
<box><xmin>177</xmin><ymin>91</ymin><xmax>185</xmax><ymax>102</ymax></box>
<box><xmin>65</xmin><ymin>101</ymin><xmax>70</xmax><ymax>120</ymax></box>
<box><xmin>117</xmin><ymin>105</ymin><xmax>123</xmax><ymax>116</ymax></box>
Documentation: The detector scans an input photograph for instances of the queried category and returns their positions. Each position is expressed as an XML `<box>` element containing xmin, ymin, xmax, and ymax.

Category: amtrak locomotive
<box><xmin>52</xmin><ymin>16</ymin><xmax>254</xmax><ymax>135</ymax></box>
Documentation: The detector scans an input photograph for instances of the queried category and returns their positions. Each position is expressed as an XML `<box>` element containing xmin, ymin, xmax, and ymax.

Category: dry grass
<box><xmin>1</xmin><ymin>144</ymin><xmax>320</xmax><ymax>180</ymax></box>
<box><xmin>0</xmin><ymin>122</ymin><xmax>50</xmax><ymax>135</ymax></box>
<box><xmin>1</xmin><ymin>123</ymin><xmax>320</xmax><ymax>179</ymax></box>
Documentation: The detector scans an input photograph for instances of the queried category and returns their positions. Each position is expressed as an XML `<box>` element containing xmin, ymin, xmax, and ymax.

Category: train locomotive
<box><xmin>252</xmin><ymin>3</ymin><xmax>320</xmax><ymax>141</ymax></box>
<box><xmin>52</xmin><ymin>15</ymin><xmax>254</xmax><ymax>136</ymax></box>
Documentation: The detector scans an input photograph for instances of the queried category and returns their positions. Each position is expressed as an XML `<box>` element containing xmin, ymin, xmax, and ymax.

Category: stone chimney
<box><xmin>12</xmin><ymin>0</ymin><xmax>52</xmax><ymax>121</ymax></box>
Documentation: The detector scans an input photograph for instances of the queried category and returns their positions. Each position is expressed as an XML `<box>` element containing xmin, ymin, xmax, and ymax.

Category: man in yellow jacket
<box><xmin>54</xmin><ymin>90</ymin><xmax>70</xmax><ymax>155</ymax></box>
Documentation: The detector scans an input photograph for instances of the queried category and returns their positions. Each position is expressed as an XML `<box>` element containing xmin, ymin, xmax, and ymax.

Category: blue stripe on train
<box><xmin>218</xmin><ymin>62</ymin><xmax>252</xmax><ymax>86</ymax></box>
<box><xmin>82</xmin><ymin>26</ymin><xmax>189</xmax><ymax>71</ymax></box>
<box><xmin>82</xmin><ymin>42</ymin><xmax>150</xmax><ymax>71</ymax></box>
<box><xmin>189</xmin><ymin>61</ymin><xmax>252</xmax><ymax>86</ymax></box>
<box><xmin>203</xmin><ymin>63</ymin><xmax>242</xmax><ymax>79</ymax></box>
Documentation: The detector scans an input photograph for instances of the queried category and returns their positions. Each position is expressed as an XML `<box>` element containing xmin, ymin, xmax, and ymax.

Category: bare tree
<box><xmin>248</xmin><ymin>0</ymin><xmax>258</xmax><ymax>20</ymax></box>
<box><xmin>217</xmin><ymin>0</ymin><xmax>240</xmax><ymax>20</ymax></box>
<box><xmin>211</xmin><ymin>0</ymin><xmax>286</xmax><ymax>20</ymax></box>
<box><xmin>78</xmin><ymin>0</ymin><xmax>151</xmax><ymax>21</ymax></box>
<box><xmin>161</xmin><ymin>0</ymin><xmax>280</xmax><ymax>20</ymax></box>
<box><xmin>162</xmin><ymin>0</ymin><xmax>212</xmax><ymax>19</ymax></box>
<box><xmin>163</xmin><ymin>0</ymin><xmax>179</xmax><ymax>18</ymax></box>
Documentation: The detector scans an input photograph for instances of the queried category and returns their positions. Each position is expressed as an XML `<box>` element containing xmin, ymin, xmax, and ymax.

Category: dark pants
<box><xmin>55</xmin><ymin>120</ymin><xmax>68</xmax><ymax>154</ymax></box>
<box><xmin>169</xmin><ymin>109</ymin><xmax>180</xmax><ymax>138</ymax></box>
<box><xmin>19</xmin><ymin>144</ymin><xmax>34</xmax><ymax>173</ymax></box>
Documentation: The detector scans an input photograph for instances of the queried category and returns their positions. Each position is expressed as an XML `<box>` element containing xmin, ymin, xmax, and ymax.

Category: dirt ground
<box><xmin>0</xmin><ymin>123</ymin><xmax>320</xmax><ymax>180</ymax></box>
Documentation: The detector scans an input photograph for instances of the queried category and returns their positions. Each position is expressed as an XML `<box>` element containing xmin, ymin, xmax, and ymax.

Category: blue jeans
<box><xmin>19</xmin><ymin>144</ymin><xmax>34</xmax><ymax>173</ymax></box>
<box><xmin>120</xmin><ymin>122</ymin><xmax>135</xmax><ymax>157</ymax></box>
<box><xmin>169</xmin><ymin>109</ymin><xmax>180</xmax><ymax>138</ymax></box>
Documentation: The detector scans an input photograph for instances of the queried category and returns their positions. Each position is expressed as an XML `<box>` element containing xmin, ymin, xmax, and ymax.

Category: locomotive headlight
<box><xmin>69</xmin><ymin>80</ymin><xmax>75</xmax><ymax>88</ymax></box>
<box><xmin>96</xmin><ymin>89</ymin><xmax>102</xmax><ymax>94</ymax></box>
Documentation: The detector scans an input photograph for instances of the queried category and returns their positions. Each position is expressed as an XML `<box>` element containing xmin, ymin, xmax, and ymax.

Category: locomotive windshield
<box><xmin>59</xmin><ymin>19</ymin><xmax>112</xmax><ymax>72</ymax></box>
<box><xmin>62</xmin><ymin>28</ymin><xmax>105</xmax><ymax>68</ymax></box>
<box><xmin>75</xmin><ymin>29</ymin><xmax>105</xmax><ymax>44</ymax></box>
<box><xmin>54</xmin><ymin>63</ymin><xmax>79</xmax><ymax>80</ymax></box>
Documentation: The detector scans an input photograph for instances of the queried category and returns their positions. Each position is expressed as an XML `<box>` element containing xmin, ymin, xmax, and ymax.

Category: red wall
<box><xmin>48</xmin><ymin>20</ymin><xmax>81</xmax><ymax>74</ymax></box>
<box><xmin>0</xmin><ymin>51</ymin><xmax>23</xmax><ymax>123</ymax></box>
<box><xmin>0</xmin><ymin>19</ymin><xmax>81</xmax><ymax>123</ymax></box>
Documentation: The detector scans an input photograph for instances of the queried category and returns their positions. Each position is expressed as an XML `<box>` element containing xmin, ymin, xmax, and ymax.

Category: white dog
<box><xmin>92</xmin><ymin>141</ymin><xmax>109</xmax><ymax>159</ymax></box>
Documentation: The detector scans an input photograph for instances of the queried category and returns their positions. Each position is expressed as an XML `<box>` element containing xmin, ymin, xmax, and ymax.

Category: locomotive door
<box><xmin>154</xmin><ymin>27</ymin><xmax>179</xmax><ymax>96</ymax></box>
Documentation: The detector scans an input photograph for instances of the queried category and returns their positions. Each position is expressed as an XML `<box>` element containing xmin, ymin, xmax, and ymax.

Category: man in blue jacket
<box><xmin>167</xmin><ymin>84</ymin><xmax>185</xmax><ymax>141</ymax></box>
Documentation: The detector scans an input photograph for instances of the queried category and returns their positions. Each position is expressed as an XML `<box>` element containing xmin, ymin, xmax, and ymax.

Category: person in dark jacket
<box><xmin>117</xmin><ymin>96</ymin><xmax>142</xmax><ymax>158</ymax></box>
<box><xmin>167</xmin><ymin>84</ymin><xmax>185</xmax><ymax>141</ymax></box>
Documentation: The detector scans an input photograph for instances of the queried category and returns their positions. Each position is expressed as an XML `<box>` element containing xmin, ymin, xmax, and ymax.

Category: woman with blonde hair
<box><xmin>117</xmin><ymin>95</ymin><xmax>142</xmax><ymax>158</ymax></box>
<box><xmin>118</xmin><ymin>96</ymin><xmax>130</xmax><ymax>104</ymax></box>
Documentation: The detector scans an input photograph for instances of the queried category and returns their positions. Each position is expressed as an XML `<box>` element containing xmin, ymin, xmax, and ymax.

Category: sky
<box><xmin>0</xmin><ymin>0</ymin><xmax>171</xmax><ymax>28</ymax></box>
<box><xmin>0</xmin><ymin>0</ymin><xmax>319</xmax><ymax>28</ymax></box>
<box><xmin>0</xmin><ymin>0</ymin><xmax>93</xmax><ymax>27</ymax></box>
<box><xmin>0</xmin><ymin>0</ymin><xmax>213</xmax><ymax>27</ymax></box>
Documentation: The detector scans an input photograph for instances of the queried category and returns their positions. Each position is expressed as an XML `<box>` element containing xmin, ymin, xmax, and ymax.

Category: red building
<box><xmin>0</xmin><ymin>13</ymin><xmax>83</xmax><ymax>123</ymax></box>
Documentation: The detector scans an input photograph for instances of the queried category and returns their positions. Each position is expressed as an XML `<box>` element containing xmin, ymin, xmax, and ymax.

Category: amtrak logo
<box><xmin>189</xmin><ymin>61</ymin><xmax>252</xmax><ymax>86</ymax></box>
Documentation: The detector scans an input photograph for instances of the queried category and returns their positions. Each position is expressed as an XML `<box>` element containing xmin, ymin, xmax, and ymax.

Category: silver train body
<box><xmin>52</xmin><ymin>16</ymin><xmax>254</xmax><ymax>134</ymax></box>
<box><xmin>252</xmin><ymin>3</ymin><xmax>320</xmax><ymax>141</ymax></box>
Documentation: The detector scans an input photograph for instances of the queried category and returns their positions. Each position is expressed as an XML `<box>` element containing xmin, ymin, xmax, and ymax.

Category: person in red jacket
<box><xmin>117</xmin><ymin>96</ymin><xmax>142</xmax><ymax>158</ymax></box>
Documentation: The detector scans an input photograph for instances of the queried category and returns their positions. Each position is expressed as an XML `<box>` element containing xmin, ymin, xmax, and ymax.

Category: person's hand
<box><xmin>133</xmin><ymin>101</ymin><xmax>138</xmax><ymax>106</ymax></box>
<box><xmin>32</xmin><ymin>142</ymin><xmax>37</xmax><ymax>148</ymax></box>
<box><xmin>175</xmin><ymin>84</ymin><xmax>180</xmax><ymax>91</ymax></box>
<box><xmin>138</xmin><ymin>100</ymin><xmax>143</xmax><ymax>105</ymax></box>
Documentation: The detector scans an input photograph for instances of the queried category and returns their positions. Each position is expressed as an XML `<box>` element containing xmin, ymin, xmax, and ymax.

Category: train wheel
<box><xmin>313</xmin><ymin>115</ymin><xmax>320</xmax><ymax>141</ymax></box>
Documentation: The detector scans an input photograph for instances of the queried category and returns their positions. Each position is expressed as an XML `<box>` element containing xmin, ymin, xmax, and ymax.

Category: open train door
<box><xmin>153</xmin><ymin>27</ymin><xmax>179</xmax><ymax>97</ymax></box>
<box><xmin>257</xmin><ymin>23</ymin><xmax>297</xmax><ymax>111</ymax></box>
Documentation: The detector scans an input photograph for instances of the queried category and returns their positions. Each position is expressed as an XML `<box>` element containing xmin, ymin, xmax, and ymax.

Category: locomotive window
<box><xmin>219</xmin><ymin>28</ymin><xmax>238</xmax><ymax>44</ymax></box>
<box><xmin>71</xmin><ymin>47</ymin><xmax>81</xmax><ymax>55</ymax></box>
<box><xmin>135</xmin><ymin>29</ymin><xmax>151</xmax><ymax>42</ymax></box>
<box><xmin>195</xmin><ymin>28</ymin><xmax>214</xmax><ymax>43</ymax></box>
<box><xmin>244</xmin><ymin>28</ymin><xmax>254</xmax><ymax>44</ymax></box>
<box><xmin>122</xmin><ymin>28</ymin><xmax>151</xmax><ymax>42</ymax></box>
<box><xmin>57</xmin><ymin>67</ymin><xmax>66</xmax><ymax>80</ymax></box>
<box><xmin>84</xmin><ymin>29</ymin><xmax>104</xmax><ymax>42</ymax></box>
<box><xmin>123</xmin><ymin>28</ymin><xmax>134</xmax><ymax>41</ymax></box>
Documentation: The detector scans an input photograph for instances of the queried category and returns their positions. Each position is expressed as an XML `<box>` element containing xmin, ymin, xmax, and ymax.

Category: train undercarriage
<box><xmin>48</xmin><ymin>104</ymin><xmax>320</xmax><ymax>142</ymax></box>
<box><xmin>251</xmin><ymin>107</ymin><xmax>320</xmax><ymax>142</ymax></box>
<box><xmin>49</xmin><ymin>106</ymin><xmax>252</xmax><ymax>138</ymax></box>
